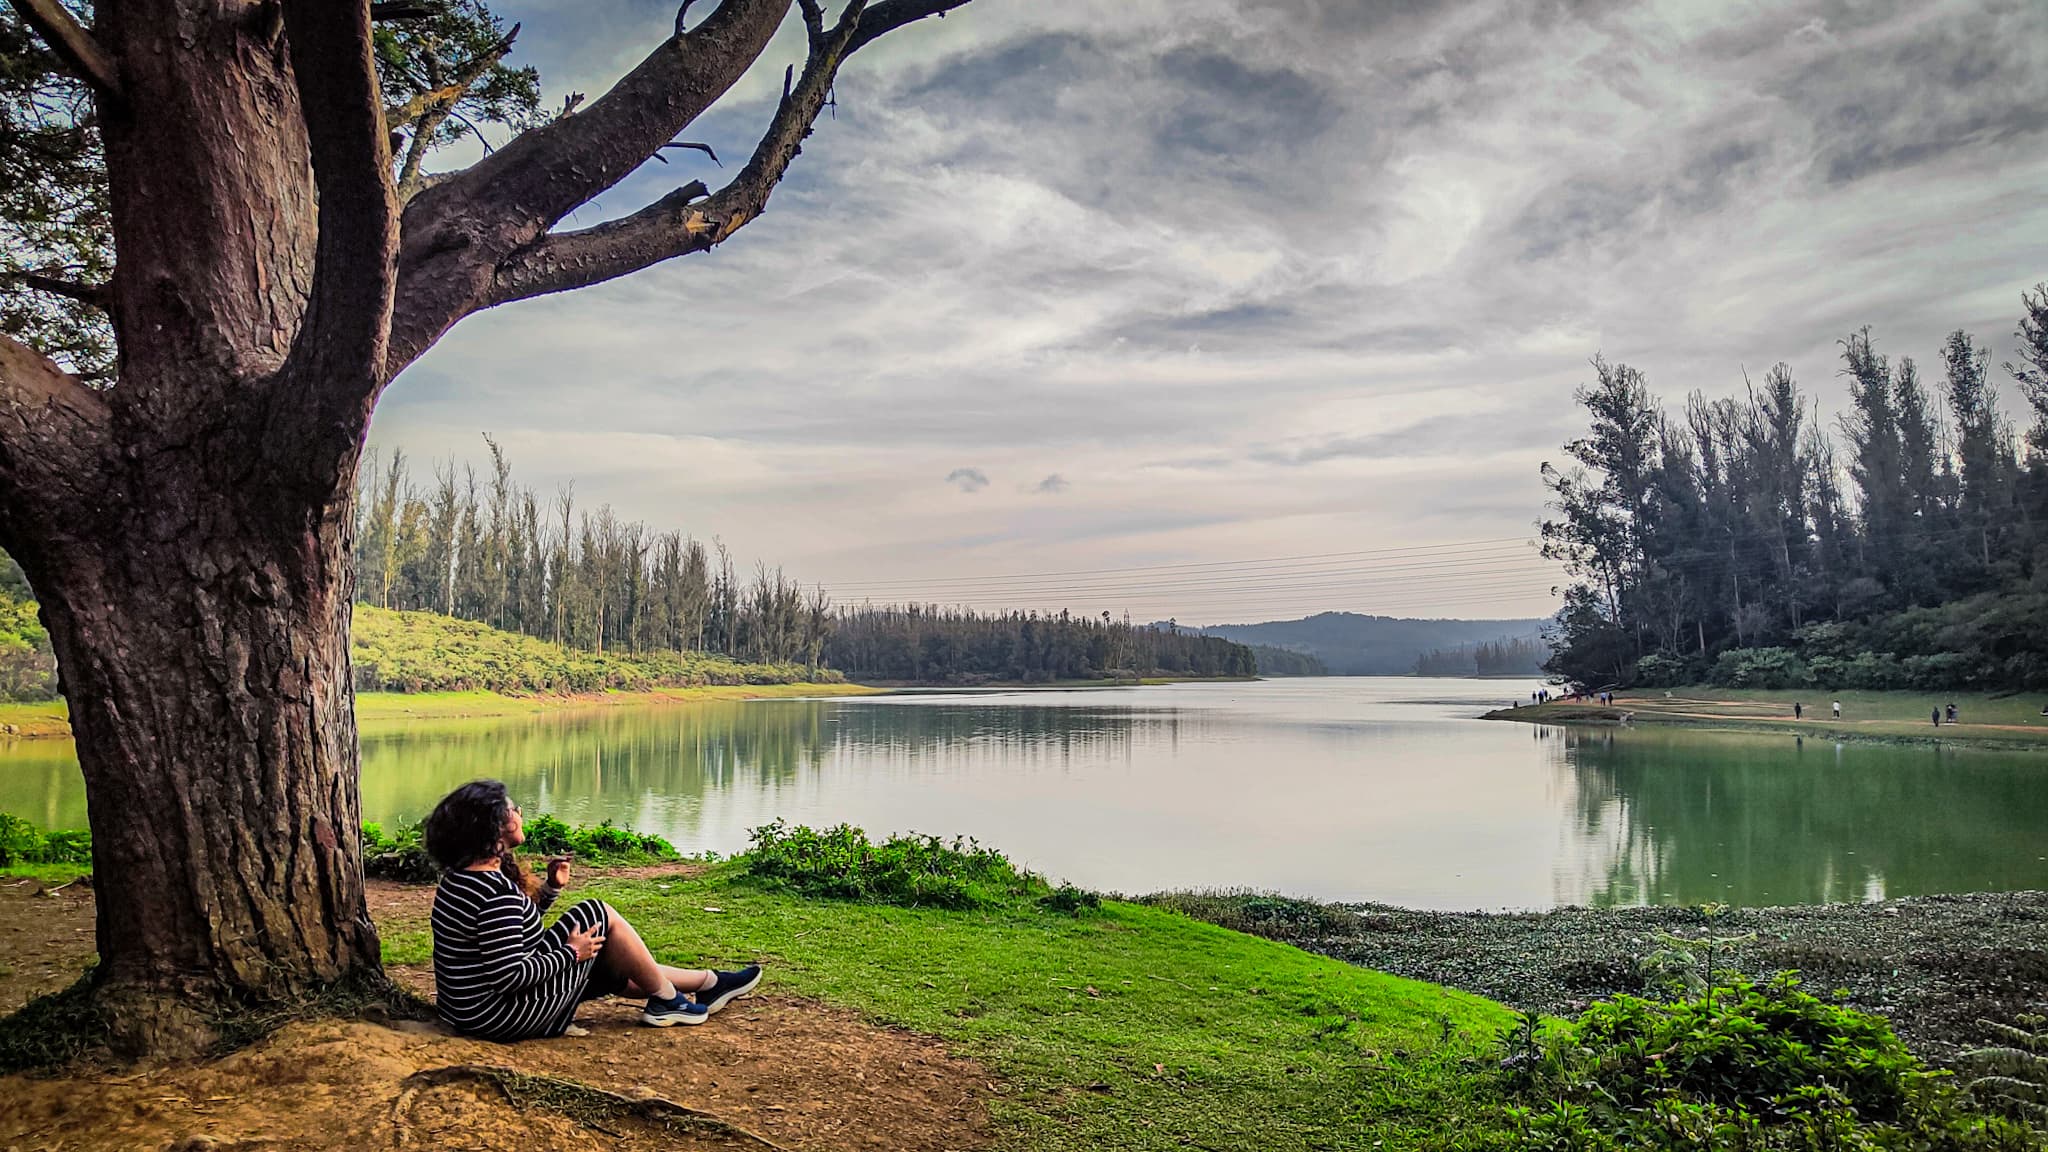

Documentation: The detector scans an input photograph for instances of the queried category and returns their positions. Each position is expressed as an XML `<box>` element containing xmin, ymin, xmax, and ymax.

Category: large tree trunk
<box><xmin>27</xmin><ymin>463</ymin><xmax>379</xmax><ymax>1055</ymax></box>
<box><xmin>0</xmin><ymin>0</ymin><xmax>965</xmax><ymax>1059</ymax></box>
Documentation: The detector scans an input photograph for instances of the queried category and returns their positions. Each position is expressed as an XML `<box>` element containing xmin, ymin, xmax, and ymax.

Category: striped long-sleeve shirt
<box><xmin>430</xmin><ymin>867</ymin><xmax>604</xmax><ymax>1041</ymax></box>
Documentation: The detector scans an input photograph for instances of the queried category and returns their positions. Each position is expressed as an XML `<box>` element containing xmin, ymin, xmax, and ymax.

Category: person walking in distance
<box><xmin>1832</xmin><ymin>700</ymin><xmax>1842</xmax><ymax>720</ymax></box>
<box><xmin>1794</xmin><ymin>702</ymin><xmax>1803</xmax><ymax>720</ymax></box>
<box><xmin>1946</xmin><ymin>702</ymin><xmax>1957</xmax><ymax>725</ymax></box>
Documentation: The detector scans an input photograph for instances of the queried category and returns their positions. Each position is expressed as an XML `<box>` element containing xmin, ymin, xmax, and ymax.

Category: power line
<box><xmin>827</xmin><ymin>536</ymin><xmax>1539</xmax><ymax>589</ymax></box>
<box><xmin>839</xmin><ymin>551</ymin><xmax>1557</xmax><ymax>600</ymax></box>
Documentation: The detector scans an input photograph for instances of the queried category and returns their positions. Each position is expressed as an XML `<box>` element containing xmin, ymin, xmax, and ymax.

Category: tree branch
<box><xmin>488</xmin><ymin>1</ymin><xmax>878</xmax><ymax>307</ymax></box>
<box><xmin>0</xmin><ymin>333</ymin><xmax>113</xmax><ymax>548</ymax></box>
<box><xmin>11</xmin><ymin>271</ymin><xmax>112</xmax><ymax>310</ymax></box>
<box><xmin>277</xmin><ymin>0</ymin><xmax>398</xmax><ymax>441</ymax></box>
<box><xmin>427</xmin><ymin>0</ymin><xmax>789</xmax><ymax>235</ymax></box>
<box><xmin>846</xmin><ymin>0</ymin><xmax>971</xmax><ymax>55</ymax></box>
<box><xmin>386</xmin><ymin>0</ymin><xmax>793</xmax><ymax>373</ymax></box>
<box><xmin>370</xmin><ymin>1</ymin><xmax>440</xmax><ymax>20</ymax></box>
<box><xmin>6</xmin><ymin>0</ymin><xmax>123</xmax><ymax>100</ymax></box>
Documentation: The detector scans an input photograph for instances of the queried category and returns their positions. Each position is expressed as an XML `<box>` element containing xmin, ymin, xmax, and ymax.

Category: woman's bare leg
<box><xmin>595</xmin><ymin>907</ymin><xmax>712</xmax><ymax>999</ymax></box>
<box><xmin>623</xmin><ymin>965</ymin><xmax>715</xmax><ymax>999</ymax></box>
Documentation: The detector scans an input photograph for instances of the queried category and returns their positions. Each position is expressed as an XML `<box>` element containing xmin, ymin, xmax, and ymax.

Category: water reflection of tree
<box><xmin>828</xmin><ymin>704</ymin><xmax>1155</xmax><ymax>763</ymax></box>
<box><xmin>355</xmin><ymin>700</ymin><xmax>1160</xmax><ymax>836</ymax></box>
<box><xmin>1554</xmin><ymin>728</ymin><xmax>2048</xmax><ymax>906</ymax></box>
<box><xmin>358</xmin><ymin>702</ymin><xmax>840</xmax><ymax>830</ymax></box>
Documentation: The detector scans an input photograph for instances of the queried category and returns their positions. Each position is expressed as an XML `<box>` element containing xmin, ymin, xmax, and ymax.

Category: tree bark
<box><xmin>29</xmin><ymin>470</ymin><xmax>378</xmax><ymax>1054</ymax></box>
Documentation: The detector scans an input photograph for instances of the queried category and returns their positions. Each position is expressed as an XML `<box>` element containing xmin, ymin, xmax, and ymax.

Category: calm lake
<box><xmin>3</xmin><ymin>677</ymin><xmax>2044</xmax><ymax>909</ymax></box>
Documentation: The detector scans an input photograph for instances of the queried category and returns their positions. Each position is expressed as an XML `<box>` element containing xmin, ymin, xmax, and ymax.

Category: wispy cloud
<box><xmin>374</xmin><ymin>0</ymin><xmax>2048</xmax><ymax>623</ymax></box>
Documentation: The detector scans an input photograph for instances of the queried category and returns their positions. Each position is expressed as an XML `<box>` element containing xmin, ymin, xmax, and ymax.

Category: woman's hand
<box><xmin>565</xmin><ymin>921</ymin><xmax>606</xmax><ymax>962</ymax></box>
<box><xmin>547</xmin><ymin>854</ymin><xmax>572</xmax><ymax>889</ymax></box>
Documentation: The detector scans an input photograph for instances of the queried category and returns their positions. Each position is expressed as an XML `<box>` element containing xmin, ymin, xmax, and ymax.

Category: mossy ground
<box><xmin>383</xmin><ymin>866</ymin><xmax>1518</xmax><ymax>1150</ymax></box>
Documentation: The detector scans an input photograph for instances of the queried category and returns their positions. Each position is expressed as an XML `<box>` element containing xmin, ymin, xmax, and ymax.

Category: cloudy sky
<box><xmin>374</xmin><ymin>0</ymin><xmax>2048</xmax><ymax>625</ymax></box>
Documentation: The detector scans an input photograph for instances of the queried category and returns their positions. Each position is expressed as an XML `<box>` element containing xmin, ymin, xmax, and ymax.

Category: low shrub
<box><xmin>0</xmin><ymin>813</ymin><xmax>92</xmax><ymax>868</ymax></box>
<box><xmin>360</xmin><ymin>820</ymin><xmax>437</xmax><ymax>882</ymax></box>
<box><xmin>1500</xmin><ymin>974</ymin><xmax>2036</xmax><ymax>1150</ymax></box>
<box><xmin>1038</xmin><ymin>882</ymin><xmax>1101</xmax><ymax>916</ymax></box>
<box><xmin>740</xmin><ymin>819</ymin><xmax>1045</xmax><ymax>909</ymax></box>
<box><xmin>362</xmin><ymin>815</ymin><xmax>679</xmax><ymax>882</ymax></box>
<box><xmin>1709</xmin><ymin>646</ymin><xmax>1810</xmax><ymax>689</ymax></box>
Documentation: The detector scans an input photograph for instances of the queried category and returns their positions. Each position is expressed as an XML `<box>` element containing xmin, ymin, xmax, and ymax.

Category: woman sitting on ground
<box><xmin>422</xmin><ymin>779</ymin><xmax>760</xmax><ymax>1040</ymax></box>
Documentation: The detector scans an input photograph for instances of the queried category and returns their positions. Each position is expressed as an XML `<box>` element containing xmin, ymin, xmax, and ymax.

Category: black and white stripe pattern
<box><xmin>430</xmin><ymin>867</ymin><xmax>610</xmax><ymax>1041</ymax></box>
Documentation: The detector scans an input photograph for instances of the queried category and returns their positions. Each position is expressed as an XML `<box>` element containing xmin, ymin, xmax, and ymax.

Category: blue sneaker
<box><xmin>695</xmin><ymin>965</ymin><xmax>763</xmax><ymax>1015</ymax></box>
<box><xmin>641</xmin><ymin>993</ymin><xmax>710</xmax><ymax>1027</ymax></box>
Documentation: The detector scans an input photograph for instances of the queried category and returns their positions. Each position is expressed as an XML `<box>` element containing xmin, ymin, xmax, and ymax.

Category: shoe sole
<box><xmin>698</xmin><ymin>970</ymin><xmax>764</xmax><ymax>1016</ymax></box>
<box><xmin>640</xmin><ymin>1009</ymin><xmax>710</xmax><ymax>1027</ymax></box>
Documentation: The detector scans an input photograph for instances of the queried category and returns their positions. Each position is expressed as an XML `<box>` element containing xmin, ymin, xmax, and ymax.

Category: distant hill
<box><xmin>1193</xmin><ymin>612</ymin><xmax>1551</xmax><ymax>676</ymax></box>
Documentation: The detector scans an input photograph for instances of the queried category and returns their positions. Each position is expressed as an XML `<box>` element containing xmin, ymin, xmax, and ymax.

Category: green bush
<box><xmin>360</xmin><ymin>820</ymin><xmax>438</xmax><ymax>882</ymax></box>
<box><xmin>0</xmin><ymin>813</ymin><xmax>92</xmax><ymax>867</ymax></box>
<box><xmin>1632</xmin><ymin>652</ymin><xmax>1698</xmax><ymax>688</ymax></box>
<box><xmin>361</xmin><ymin>814</ymin><xmax>680</xmax><ymax>883</ymax></box>
<box><xmin>1709</xmin><ymin>647</ymin><xmax>1810</xmax><ymax>689</ymax></box>
<box><xmin>521</xmin><ymin>813</ymin><xmax>575</xmax><ymax>856</ymax></box>
<box><xmin>741</xmin><ymin>819</ymin><xmax>1046</xmax><ymax>910</ymax></box>
<box><xmin>1038</xmin><ymin>882</ymin><xmax>1101</xmax><ymax>916</ymax></box>
<box><xmin>1500</xmin><ymin>974</ymin><xmax>2035</xmax><ymax>1150</ymax></box>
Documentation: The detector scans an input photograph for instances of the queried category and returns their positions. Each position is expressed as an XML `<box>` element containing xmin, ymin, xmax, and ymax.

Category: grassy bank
<box><xmin>8</xmin><ymin>814</ymin><xmax>2038</xmax><ymax>1150</ymax></box>
<box><xmin>1485</xmin><ymin>685</ymin><xmax>2048</xmax><ymax>749</ymax></box>
<box><xmin>381</xmin><ymin>867</ymin><xmax>1515</xmax><ymax>1150</ymax></box>
<box><xmin>0</xmin><ymin>700</ymin><xmax>67</xmax><ymax>739</ymax></box>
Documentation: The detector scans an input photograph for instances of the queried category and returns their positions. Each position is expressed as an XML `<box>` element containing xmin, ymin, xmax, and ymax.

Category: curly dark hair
<box><xmin>423</xmin><ymin>779</ymin><xmax>517</xmax><ymax>872</ymax></box>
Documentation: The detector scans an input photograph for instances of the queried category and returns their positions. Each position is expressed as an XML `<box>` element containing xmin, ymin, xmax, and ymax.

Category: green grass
<box><xmin>1490</xmin><ymin>685</ymin><xmax>2048</xmax><ymax>749</ymax></box>
<box><xmin>382</xmin><ymin>867</ymin><xmax>1516</xmax><ymax>1150</ymax></box>
<box><xmin>0</xmin><ymin>861</ymin><xmax>89</xmax><ymax>882</ymax></box>
<box><xmin>0</xmin><ymin>699</ymin><xmax>68</xmax><ymax>738</ymax></box>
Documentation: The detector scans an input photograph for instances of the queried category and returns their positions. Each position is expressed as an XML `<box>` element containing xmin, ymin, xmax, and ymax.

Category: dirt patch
<box><xmin>0</xmin><ymin>872</ymin><xmax>991</xmax><ymax>1152</ymax></box>
<box><xmin>1</xmin><ymin>1004</ymin><xmax>991</xmax><ymax>1151</ymax></box>
<box><xmin>0</xmin><ymin>875</ymin><xmax>97</xmax><ymax>1014</ymax></box>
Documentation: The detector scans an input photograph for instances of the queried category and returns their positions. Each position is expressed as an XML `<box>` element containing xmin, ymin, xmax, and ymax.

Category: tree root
<box><xmin>391</xmin><ymin>1063</ymin><xmax>789</xmax><ymax>1150</ymax></box>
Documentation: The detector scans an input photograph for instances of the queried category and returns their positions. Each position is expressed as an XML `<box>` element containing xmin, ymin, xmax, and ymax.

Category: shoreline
<box><xmin>1481</xmin><ymin>685</ymin><xmax>2048</xmax><ymax>751</ymax></box>
<box><xmin>0</xmin><ymin>682</ymin><xmax>882</xmax><ymax>741</ymax></box>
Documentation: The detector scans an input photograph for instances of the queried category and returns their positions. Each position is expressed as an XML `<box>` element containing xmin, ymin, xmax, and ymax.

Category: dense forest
<box><xmin>823</xmin><ymin>605</ymin><xmax>1258</xmax><ymax>684</ymax></box>
<box><xmin>1246</xmin><ymin>645</ymin><xmax>1329</xmax><ymax>676</ymax></box>
<box><xmin>1542</xmin><ymin>285</ymin><xmax>2048</xmax><ymax>692</ymax></box>
<box><xmin>354</xmin><ymin>442</ymin><xmax>831</xmax><ymax>669</ymax></box>
<box><xmin>1414</xmin><ymin>636</ymin><xmax>1548</xmax><ymax>677</ymax></box>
